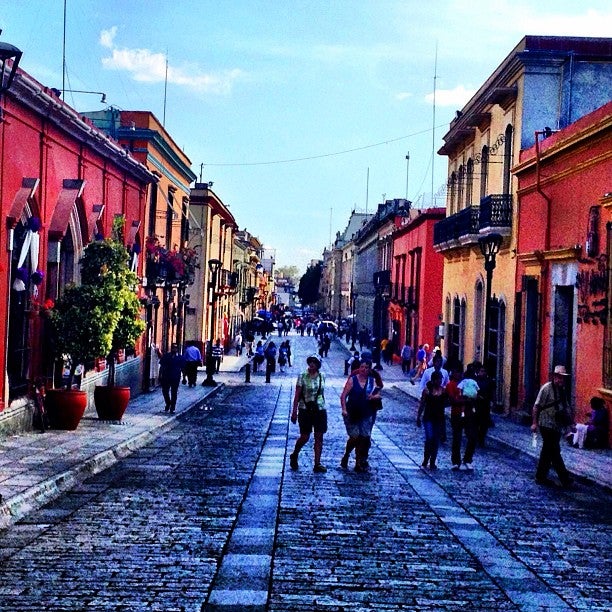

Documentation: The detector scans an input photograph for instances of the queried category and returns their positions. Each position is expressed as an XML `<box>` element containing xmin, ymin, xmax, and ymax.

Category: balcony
<box><xmin>434</xmin><ymin>195</ymin><xmax>513</xmax><ymax>252</ymax></box>
<box><xmin>479</xmin><ymin>194</ymin><xmax>512</xmax><ymax>237</ymax></box>
<box><xmin>433</xmin><ymin>205</ymin><xmax>480</xmax><ymax>251</ymax></box>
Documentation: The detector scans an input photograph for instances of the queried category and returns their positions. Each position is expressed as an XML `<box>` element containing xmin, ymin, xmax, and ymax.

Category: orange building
<box><xmin>513</xmin><ymin>101</ymin><xmax>612</xmax><ymax>443</ymax></box>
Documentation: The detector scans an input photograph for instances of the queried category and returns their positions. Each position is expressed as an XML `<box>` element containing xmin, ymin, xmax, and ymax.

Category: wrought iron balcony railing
<box><xmin>433</xmin><ymin>205</ymin><xmax>480</xmax><ymax>249</ymax></box>
<box><xmin>479</xmin><ymin>194</ymin><xmax>512</xmax><ymax>233</ymax></box>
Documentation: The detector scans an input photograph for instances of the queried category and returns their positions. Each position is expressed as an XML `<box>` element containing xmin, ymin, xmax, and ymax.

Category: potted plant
<box><xmin>48</xmin><ymin>217</ymin><xmax>145</xmax><ymax>425</ymax></box>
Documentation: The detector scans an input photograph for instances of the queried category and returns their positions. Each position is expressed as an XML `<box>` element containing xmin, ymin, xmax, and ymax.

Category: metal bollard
<box><xmin>344</xmin><ymin>360</ymin><xmax>349</xmax><ymax>375</ymax></box>
<box><xmin>265</xmin><ymin>360</ymin><xmax>272</xmax><ymax>383</ymax></box>
<box><xmin>245</xmin><ymin>362</ymin><xmax>251</xmax><ymax>383</ymax></box>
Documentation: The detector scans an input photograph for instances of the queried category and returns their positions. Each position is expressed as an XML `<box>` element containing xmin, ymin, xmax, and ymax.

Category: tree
<box><xmin>275</xmin><ymin>265</ymin><xmax>299</xmax><ymax>284</ymax></box>
<box><xmin>49</xmin><ymin>217</ymin><xmax>145</xmax><ymax>388</ymax></box>
<box><xmin>297</xmin><ymin>262</ymin><xmax>322</xmax><ymax>305</ymax></box>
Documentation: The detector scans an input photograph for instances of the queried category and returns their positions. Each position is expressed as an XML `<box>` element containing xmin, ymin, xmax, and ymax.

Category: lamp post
<box><xmin>203</xmin><ymin>258</ymin><xmax>222</xmax><ymax>386</ymax></box>
<box><xmin>0</xmin><ymin>36</ymin><xmax>23</xmax><ymax>121</ymax></box>
<box><xmin>478</xmin><ymin>233</ymin><xmax>503</xmax><ymax>374</ymax></box>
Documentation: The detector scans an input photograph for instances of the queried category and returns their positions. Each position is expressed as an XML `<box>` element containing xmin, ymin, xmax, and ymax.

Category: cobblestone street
<box><xmin>0</xmin><ymin>335</ymin><xmax>610</xmax><ymax>611</ymax></box>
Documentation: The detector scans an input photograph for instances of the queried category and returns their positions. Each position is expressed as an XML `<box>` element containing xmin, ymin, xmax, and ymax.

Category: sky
<box><xmin>1</xmin><ymin>1</ymin><xmax>610</xmax><ymax>274</ymax></box>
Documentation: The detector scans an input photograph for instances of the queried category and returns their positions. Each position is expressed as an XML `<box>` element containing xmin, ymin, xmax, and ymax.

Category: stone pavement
<box><xmin>0</xmin><ymin>336</ymin><xmax>610</xmax><ymax>535</ymax></box>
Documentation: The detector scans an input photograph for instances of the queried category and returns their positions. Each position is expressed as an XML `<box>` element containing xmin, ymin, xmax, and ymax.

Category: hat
<box><xmin>423</xmin><ymin>343</ymin><xmax>430</xmax><ymax>350</ymax></box>
<box><xmin>553</xmin><ymin>365</ymin><xmax>570</xmax><ymax>376</ymax></box>
<box><xmin>307</xmin><ymin>354</ymin><xmax>321</xmax><ymax>368</ymax></box>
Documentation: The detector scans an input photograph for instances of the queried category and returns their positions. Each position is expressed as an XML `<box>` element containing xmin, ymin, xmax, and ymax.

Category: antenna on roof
<box><xmin>162</xmin><ymin>51</ymin><xmax>169</xmax><ymax>126</ymax></box>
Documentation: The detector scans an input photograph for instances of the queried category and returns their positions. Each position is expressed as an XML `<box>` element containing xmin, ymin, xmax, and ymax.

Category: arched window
<box><xmin>466</xmin><ymin>159</ymin><xmax>474</xmax><ymax>206</ymax></box>
<box><xmin>474</xmin><ymin>278</ymin><xmax>484</xmax><ymax>361</ymax></box>
<box><xmin>8</xmin><ymin>216</ymin><xmax>34</xmax><ymax>399</ymax></box>
<box><xmin>489</xmin><ymin>296</ymin><xmax>507</xmax><ymax>406</ymax></box>
<box><xmin>449</xmin><ymin>172</ymin><xmax>457</xmax><ymax>214</ymax></box>
<box><xmin>503</xmin><ymin>124</ymin><xmax>513</xmax><ymax>195</ymax></box>
<box><xmin>480</xmin><ymin>145</ymin><xmax>489</xmax><ymax>200</ymax></box>
<box><xmin>457</xmin><ymin>166</ymin><xmax>465</xmax><ymax>210</ymax></box>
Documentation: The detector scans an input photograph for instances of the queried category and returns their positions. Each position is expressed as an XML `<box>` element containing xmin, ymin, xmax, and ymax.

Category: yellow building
<box><xmin>435</xmin><ymin>36</ymin><xmax>612</xmax><ymax>412</ymax></box>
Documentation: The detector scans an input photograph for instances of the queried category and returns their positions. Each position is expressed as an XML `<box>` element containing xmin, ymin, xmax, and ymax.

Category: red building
<box><xmin>0</xmin><ymin>65</ymin><xmax>153</xmax><ymax>429</ymax></box>
<box><xmin>513</xmin><ymin>101</ymin><xmax>612</xmax><ymax>443</ymax></box>
<box><xmin>389</xmin><ymin>208</ymin><xmax>446</xmax><ymax>358</ymax></box>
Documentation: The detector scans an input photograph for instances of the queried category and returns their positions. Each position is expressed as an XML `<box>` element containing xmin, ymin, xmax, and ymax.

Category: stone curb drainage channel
<box><xmin>202</xmin><ymin>385</ymin><xmax>287</xmax><ymax>611</ymax></box>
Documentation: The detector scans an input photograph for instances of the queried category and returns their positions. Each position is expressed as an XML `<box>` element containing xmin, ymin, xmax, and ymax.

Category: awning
<box><xmin>127</xmin><ymin>219</ymin><xmax>141</xmax><ymax>247</ymax></box>
<box><xmin>49</xmin><ymin>179</ymin><xmax>85</xmax><ymax>241</ymax></box>
<box><xmin>6</xmin><ymin>178</ymin><xmax>39</xmax><ymax>227</ymax></box>
<box><xmin>86</xmin><ymin>204</ymin><xmax>105</xmax><ymax>241</ymax></box>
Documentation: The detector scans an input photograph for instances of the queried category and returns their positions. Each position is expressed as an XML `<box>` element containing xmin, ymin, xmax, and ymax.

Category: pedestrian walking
<box><xmin>234</xmin><ymin>332</ymin><xmax>243</xmax><ymax>356</ymax></box>
<box><xmin>447</xmin><ymin>366</ymin><xmax>478</xmax><ymax>470</ymax></box>
<box><xmin>182</xmin><ymin>342</ymin><xmax>202</xmax><ymax>387</ymax></box>
<box><xmin>265</xmin><ymin>340</ymin><xmax>277</xmax><ymax>373</ymax></box>
<box><xmin>159</xmin><ymin>343</ymin><xmax>185</xmax><ymax>414</ymax></box>
<box><xmin>410</xmin><ymin>343</ymin><xmax>429</xmax><ymax>384</ymax></box>
<box><xmin>531</xmin><ymin>365</ymin><xmax>573</xmax><ymax>488</ymax></box>
<box><xmin>289</xmin><ymin>354</ymin><xmax>328</xmax><ymax>473</ymax></box>
<box><xmin>340</xmin><ymin>358</ymin><xmax>381</xmax><ymax>472</ymax></box>
<box><xmin>211</xmin><ymin>339</ymin><xmax>224</xmax><ymax>373</ymax></box>
<box><xmin>400</xmin><ymin>343</ymin><xmax>413</xmax><ymax>374</ymax></box>
<box><xmin>253</xmin><ymin>340</ymin><xmax>265</xmax><ymax>372</ymax></box>
<box><xmin>278</xmin><ymin>341</ymin><xmax>288</xmax><ymax>373</ymax></box>
<box><xmin>417</xmin><ymin>370</ymin><xmax>448</xmax><ymax>470</ymax></box>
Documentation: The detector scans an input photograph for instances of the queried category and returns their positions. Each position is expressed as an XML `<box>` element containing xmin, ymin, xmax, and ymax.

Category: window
<box><xmin>480</xmin><ymin>145</ymin><xmax>489</xmax><ymax>200</ymax></box>
<box><xmin>466</xmin><ymin>159</ymin><xmax>474</xmax><ymax>206</ymax></box>
<box><xmin>474</xmin><ymin>278</ymin><xmax>484</xmax><ymax>361</ymax></box>
<box><xmin>503</xmin><ymin>125</ymin><xmax>513</xmax><ymax>195</ymax></box>
<box><xmin>457</xmin><ymin>166</ymin><xmax>465</xmax><ymax>210</ymax></box>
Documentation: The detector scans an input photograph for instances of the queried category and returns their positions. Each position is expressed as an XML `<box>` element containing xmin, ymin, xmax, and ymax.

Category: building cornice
<box><xmin>9</xmin><ymin>72</ymin><xmax>155</xmax><ymax>185</ymax></box>
<box><xmin>517</xmin><ymin>246</ymin><xmax>581</xmax><ymax>265</ymax></box>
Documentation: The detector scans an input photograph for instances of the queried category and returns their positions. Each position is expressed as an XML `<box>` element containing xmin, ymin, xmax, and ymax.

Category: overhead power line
<box><xmin>205</xmin><ymin>123</ymin><xmax>449</xmax><ymax>167</ymax></box>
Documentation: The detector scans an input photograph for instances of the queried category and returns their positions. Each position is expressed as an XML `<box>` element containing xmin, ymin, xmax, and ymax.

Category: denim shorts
<box><xmin>343</xmin><ymin>413</ymin><xmax>374</xmax><ymax>438</ymax></box>
<box><xmin>298</xmin><ymin>408</ymin><xmax>328</xmax><ymax>434</ymax></box>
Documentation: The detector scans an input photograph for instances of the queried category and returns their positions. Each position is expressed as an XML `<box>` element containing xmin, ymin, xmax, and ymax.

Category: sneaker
<box><xmin>451</xmin><ymin>464</ymin><xmax>461</xmax><ymax>471</ymax></box>
<box><xmin>313</xmin><ymin>464</ymin><xmax>327</xmax><ymax>473</ymax></box>
<box><xmin>463</xmin><ymin>462</ymin><xmax>474</xmax><ymax>470</ymax></box>
<box><xmin>340</xmin><ymin>454</ymin><xmax>349</xmax><ymax>469</ymax></box>
<box><xmin>289</xmin><ymin>453</ymin><xmax>298</xmax><ymax>470</ymax></box>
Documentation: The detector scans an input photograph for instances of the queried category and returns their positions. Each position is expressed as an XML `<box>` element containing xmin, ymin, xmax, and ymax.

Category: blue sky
<box><xmin>2</xmin><ymin>1</ymin><xmax>610</xmax><ymax>273</ymax></box>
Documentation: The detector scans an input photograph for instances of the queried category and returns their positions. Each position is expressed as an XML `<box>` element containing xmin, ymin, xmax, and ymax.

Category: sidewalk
<box><xmin>336</xmin><ymin>336</ymin><xmax>612</xmax><ymax>490</ymax></box>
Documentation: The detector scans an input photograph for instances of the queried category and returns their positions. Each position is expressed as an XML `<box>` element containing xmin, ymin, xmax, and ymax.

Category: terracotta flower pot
<box><xmin>94</xmin><ymin>386</ymin><xmax>131</xmax><ymax>421</ymax></box>
<box><xmin>45</xmin><ymin>389</ymin><xmax>88</xmax><ymax>430</ymax></box>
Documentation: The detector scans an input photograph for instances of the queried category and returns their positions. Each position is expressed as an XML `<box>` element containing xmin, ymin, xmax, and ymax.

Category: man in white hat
<box><xmin>531</xmin><ymin>365</ymin><xmax>573</xmax><ymax>487</ymax></box>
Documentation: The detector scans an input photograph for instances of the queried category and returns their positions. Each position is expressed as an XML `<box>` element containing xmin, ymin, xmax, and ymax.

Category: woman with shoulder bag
<box><xmin>340</xmin><ymin>358</ymin><xmax>381</xmax><ymax>472</ymax></box>
<box><xmin>289</xmin><ymin>354</ymin><xmax>328</xmax><ymax>473</ymax></box>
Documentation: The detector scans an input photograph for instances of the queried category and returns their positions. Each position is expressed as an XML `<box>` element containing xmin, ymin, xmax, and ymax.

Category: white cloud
<box><xmin>425</xmin><ymin>85</ymin><xmax>476</xmax><ymax>108</ymax></box>
<box><xmin>99</xmin><ymin>28</ymin><xmax>244</xmax><ymax>94</ymax></box>
<box><xmin>99</xmin><ymin>27</ymin><xmax>117</xmax><ymax>49</ymax></box>
<box><xmin>395</xmin><ymin>92</ymin><xmax>413</xmax><ymax>101</ymax></box>
<box><xmin>518</xmin><ymin>8</ymin><xmax>612</xmax><ymax>37</ymax></box>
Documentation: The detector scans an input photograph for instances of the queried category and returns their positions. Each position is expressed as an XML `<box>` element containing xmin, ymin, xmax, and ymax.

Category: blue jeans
<box><xmin>423</xmin><ymin>419</ymin><xmax>443</xmax><ymax>467</ymax></box>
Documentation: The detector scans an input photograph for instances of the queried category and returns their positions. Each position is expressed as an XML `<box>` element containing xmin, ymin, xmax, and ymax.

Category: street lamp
<box><xmin>478</xmin><ymin>232</ymin><xmax>503</xmax><ymax>373</ymax></box>
<box><xmin>0</xmin><ymin>35</ymin><xmax>23</xmax><ymax>121</ymax></box>
<box><xmin>202</xmin><ymin>258</ymin><xmax>222</xmax><ymax>386</ymax></box>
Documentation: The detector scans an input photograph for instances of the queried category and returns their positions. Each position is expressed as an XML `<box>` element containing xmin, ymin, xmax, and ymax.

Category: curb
<box><xmin>0</xmin><ymin>384</ymin><xmax>224</xmax><ymax>529</ymax></box>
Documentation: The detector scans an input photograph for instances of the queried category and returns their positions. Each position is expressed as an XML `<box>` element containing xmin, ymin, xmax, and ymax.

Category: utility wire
<box><xmin>205</xmin><ymin>123</ymin><xmax>449</xmax><ymax>167</ymax></box>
